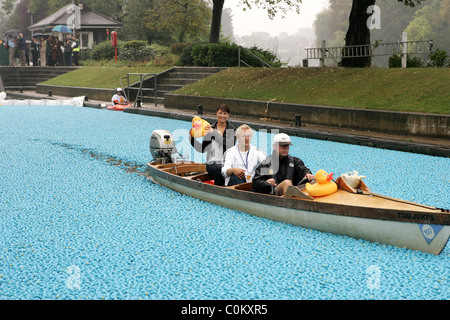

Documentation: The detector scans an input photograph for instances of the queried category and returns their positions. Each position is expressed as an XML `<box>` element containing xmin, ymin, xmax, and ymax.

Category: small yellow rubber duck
<box><xmin>190</xmin><ymin>116</ymin><xmax>210</xmax><ymax>138</ymax></box>
<box><xmin>305</xmin><ymin>169</ymin><xmax>338</xmax><ymax>197</ymax></box>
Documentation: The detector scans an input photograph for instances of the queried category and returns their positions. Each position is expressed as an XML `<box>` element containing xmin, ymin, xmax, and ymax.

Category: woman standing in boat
<box><xmin>190</xmin><ymin>104</ymin><xmax>236</xmax><ymax>186</ymax></box>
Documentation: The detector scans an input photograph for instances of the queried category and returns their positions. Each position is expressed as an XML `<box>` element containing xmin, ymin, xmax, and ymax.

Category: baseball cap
<box><xmin>273</xmin><ymin>133</ymin><xmax>292</xmax><ymax>146</ymax></box>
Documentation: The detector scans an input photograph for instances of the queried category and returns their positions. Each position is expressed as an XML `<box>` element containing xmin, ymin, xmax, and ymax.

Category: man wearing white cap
<box><xmin>253</xmin><ymin>133</ymin><xmax>314</xmax><ymax>196</ymax></box>
<box><xmin>112</xmin><ymin>88</ymin><xmax>132</xmax><ymax>107</ymax></box>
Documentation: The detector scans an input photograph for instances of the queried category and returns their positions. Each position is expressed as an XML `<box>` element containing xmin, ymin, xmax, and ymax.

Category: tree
<box><xmin>146</xmin><ymin>0</ymin><xmax>211</xmax><ymax>43</ymax></box>
<box><xmin>340</xmin><ymin>0</ymin><xmax>424</xmax><ymax>67</ymax></box>
<box><xmin>209</xmin><ymin>0</ymin><xmax>302</xmax><ymax>43</ymax></box>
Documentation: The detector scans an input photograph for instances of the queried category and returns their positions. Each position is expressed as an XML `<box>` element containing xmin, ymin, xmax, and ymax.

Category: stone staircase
<box><xmin>0</xmin><ymin>66</ymin><xmax>78</xmax><ymax>91</ymax></box>
<box><xmin>126</xmin><ymin>67</ymin><xmax>226</xmax><ymax>105</ymax></box>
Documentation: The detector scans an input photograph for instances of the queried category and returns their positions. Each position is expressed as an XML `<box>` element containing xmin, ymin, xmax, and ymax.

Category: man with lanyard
<box><xmin>253</xmin><ymin>133</ymin><xmax>315</xmax><ymax>196</ymax></box>
<box><xmin>221</xmin><ymin>124</ymin><xmax>266</xmax><ymax>186</ymax></box>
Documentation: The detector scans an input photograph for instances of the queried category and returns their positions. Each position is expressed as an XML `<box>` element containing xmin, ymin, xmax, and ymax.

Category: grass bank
<box><xmin>42</xmin><ymin>66</ymin><xmax>168</xmax><ymax>90</ymax></box>
<box><xmin>175</xmin><ymin>67</ymin><xmax>450</xmax><ymax>114</ymax></box>
<box><xmin>43</xmin><ymin>66</ymin><xmax>449</xmax><ymax>114</ymax></box>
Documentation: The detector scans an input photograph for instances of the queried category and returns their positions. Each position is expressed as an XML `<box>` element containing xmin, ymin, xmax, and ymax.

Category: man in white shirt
<box><xmin>221</xmin><ymin>124</ymin><xmax>266</xmax><ymax>186</ymax></box>
<box><xmin>111</xmin><ymin>88</ymin><xmax>132</xmax><ymax>107</ymax></box>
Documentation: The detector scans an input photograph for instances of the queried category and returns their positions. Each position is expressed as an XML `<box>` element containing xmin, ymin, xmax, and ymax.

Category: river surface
<box><xmin>0</xmin><ymin>105</ymin><xmax>448</xmax><ymax>300</ymax></box>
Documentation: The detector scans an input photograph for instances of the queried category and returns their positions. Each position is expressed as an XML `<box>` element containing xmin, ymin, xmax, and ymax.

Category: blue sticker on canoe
<box><xmin>419</xmin><ymin>224</ymin><xmax>444</xmax><ymax>245</ymax></box>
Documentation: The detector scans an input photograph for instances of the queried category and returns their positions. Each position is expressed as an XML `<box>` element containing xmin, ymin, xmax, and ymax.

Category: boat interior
<box><xmin>152</xmin><ymin>161</ymin><xmax>441</xmax><ymax>212</ymax></box>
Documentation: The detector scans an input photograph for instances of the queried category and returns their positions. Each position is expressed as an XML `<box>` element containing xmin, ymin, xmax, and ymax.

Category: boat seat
<box><xmin>336</xmin><ymin>177</ymin><xmax>371</xmax><ymax>194</ymax></box>
<box><xmin>190</xmin><ymin>173</ymin><xmax>214</xmax><ymax>182</ymax></box>
<box><xmin>163</xmin><ymin>164</ymin><xmax>207</xmax><ymax>175</ymax></box>
<box><xmin>230</xmin><ymin>182</ymin><xmax>254</xmax><ymax>191</ymax></box>
<box><xmin>283</xmin><ymin>186</ymin><xmax>314</xmax><ymax>200</ymax></box>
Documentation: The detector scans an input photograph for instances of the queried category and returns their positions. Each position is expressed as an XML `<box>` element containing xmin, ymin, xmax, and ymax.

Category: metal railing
<box><xmin>120</xmin><ymin>73</ymin><xmax>158</xmax><ymax>107</ymax></box>
<box><xmin>305</xmin><ymin>34</ymin><xmax>433</xmax><ymax>68</ymax></box>
<box><xmin>238</xmin><ymin>46</ymin><xmax>272</xmax><ymax>68</ymax></box>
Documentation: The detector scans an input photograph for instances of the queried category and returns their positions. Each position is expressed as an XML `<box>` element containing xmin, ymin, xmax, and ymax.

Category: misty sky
<box><xmin>226</xmin><ymin>0</ymin><xmax>330</xmax><ymax>37</ymax></box>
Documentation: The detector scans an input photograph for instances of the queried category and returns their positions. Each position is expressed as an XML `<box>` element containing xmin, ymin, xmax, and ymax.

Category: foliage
<box><xmin>146</xmin><ymin>0</ymin><xmax>211</xmax><ymax>43</ymax></box>
<box><xmin>404</xmin><ymin>0</ymin><xmax>450</xmax><ymax>54</ymax></box>
<box><xmin>388</xmin><ymin>53</ymin><xmax>423</xmax><ymax>68</ymax></box>
<box><xmin>239</xmin><ymin>0</ymin><xmax>301</xmax><ymax>19</ymax></box>
<box><xmin>90</xmin><ymin>40</ymin><xmax>125</xmax><ymax>61</ymax></box>
<box><xmin>170</xmin><ymin>42</ymin><xmax>192</xmax><ymax>55</ymax></box>
<box><xmin>150</xmin><ymin>43</ymin><xmax>170</xmax><ymax>57</ymax></box>
<box><xmin>185</xmin><ymin>42</ymin><xmax>284</xmax><ymax>67</ymax></box>
<box><xmin>313</xmin><ymin>0</ymin><xmax>450</xmax><ymax>67</ymax></box>
<box><xmin>119</xmin><ymin>40</ymin><xmax>155</xmax><ymax>62</ymax></box>
<box><xmin>428</xmin><ymin>49</ymin><xmax>449</xmax><ymax>68</ymax></box>
<box><xmin>178</xmin><ymin>43</ymin><xmax>196</xmax><ymax>66</ymax></box>
<box><xmin>192</xmin><ymin>43</ymin><xmax>238</xmax><ymax>67</ymax></box>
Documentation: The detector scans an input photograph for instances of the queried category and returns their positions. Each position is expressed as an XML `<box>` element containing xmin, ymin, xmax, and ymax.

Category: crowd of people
<box><xmin>190</xmin><ymin>104</ymin><xmax>315</xmax><ymax>195</ymax></box>
<box><xmin>3</xmin><ymin>32</ymin><xmax>80</xmax><ymax>67</ymax></box>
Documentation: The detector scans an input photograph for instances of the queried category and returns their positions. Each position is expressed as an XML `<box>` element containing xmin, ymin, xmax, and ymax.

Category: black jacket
<box><xmin>252</xmin><ymin>153</ymin><xmax>312</xmax><ymax>194</ymax></box>
<box><xmin>190</xmin><ymin>121</ymin><xmax>236</xmax><ymax>164</ymax></box>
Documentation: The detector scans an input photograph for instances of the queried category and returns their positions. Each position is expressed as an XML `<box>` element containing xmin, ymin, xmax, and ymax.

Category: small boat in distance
<box><xmin>146</xmin><ymin>130</ymin><xmax>450</xmax><ymax>255</ymax></box>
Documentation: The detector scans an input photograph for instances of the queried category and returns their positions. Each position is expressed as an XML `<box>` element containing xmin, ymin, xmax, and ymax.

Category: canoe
<box><xmin>106</xmin><ymin>104</ymin><xmax>129</xmax><ymax>111</ymax></box>
<box><xmin>146</xmin><ymin>161</ymin><xmax>450</xmax><ymax>255</ymax></box>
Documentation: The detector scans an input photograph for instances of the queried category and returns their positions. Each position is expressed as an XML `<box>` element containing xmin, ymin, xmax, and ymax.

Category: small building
<box><xmin>28</xmin><ymin>3</ymin><xmax>121</xmax><ymax>49</ymax></box>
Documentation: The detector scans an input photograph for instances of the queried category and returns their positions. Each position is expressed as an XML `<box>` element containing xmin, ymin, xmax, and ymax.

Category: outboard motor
<box><xmin>150</xmin><ymin>130</ymin><xmax>185</xmax><ymax>163</ymax></box>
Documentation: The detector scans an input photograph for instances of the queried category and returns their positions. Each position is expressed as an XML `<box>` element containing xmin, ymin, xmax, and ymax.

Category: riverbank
<box><xmin>5</xmin><ymin>90</ymin><xmax>450</xmax><ymax>157</ymax></box>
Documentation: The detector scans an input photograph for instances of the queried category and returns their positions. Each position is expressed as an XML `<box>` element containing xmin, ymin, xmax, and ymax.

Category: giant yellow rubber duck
<box><xmin>305</xmin><ymin>169</ymin><xmax>338</xmax><ymax>197</ymax></box>
<box><xmin>190</xmin><ymin>116</ymin><xmax>210</xmax><ymax>138</ymax></box>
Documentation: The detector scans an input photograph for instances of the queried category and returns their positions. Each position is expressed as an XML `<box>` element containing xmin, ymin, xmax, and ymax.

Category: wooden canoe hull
<box><xmin>147</xmin><ymin>162</ymin><xmax>450</xmax><ymax>255</ymax></box>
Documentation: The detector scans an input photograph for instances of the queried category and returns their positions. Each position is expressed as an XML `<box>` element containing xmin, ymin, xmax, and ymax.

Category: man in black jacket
<box><xmin>253</xmin><ymin>133</ymin><xmax>315</xmax><ymax>196</ymax></box>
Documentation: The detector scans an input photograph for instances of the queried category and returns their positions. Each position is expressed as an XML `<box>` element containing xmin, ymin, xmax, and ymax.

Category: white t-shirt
<box><xmin>221</xmin><ymin>145</ymin><xmax>266</xmax><ymax>185</ymax></box>
<box><xmin>112</xmin><ymin>94</ymin><xmax>128</xmax><ymax>105</ymax></box>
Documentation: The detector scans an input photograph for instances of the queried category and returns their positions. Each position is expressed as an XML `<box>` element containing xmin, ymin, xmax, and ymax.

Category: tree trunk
<box><xmin>209</xmin><ymin>0</ymin><xmax>225</xmax><ymax>43</ymax></box>
<box><xmin>340</xmin><ymin>0</ymin><xmax>376</xmax><ymax>67</ymax></box>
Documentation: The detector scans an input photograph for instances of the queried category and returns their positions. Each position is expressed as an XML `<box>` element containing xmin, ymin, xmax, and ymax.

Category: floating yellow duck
<box><xmin>190</xmin><ymin>116</ymin><xmax>210</xmax><ymax>138</ymax></box>
<box><xmin>305</xmin><ymin>169</ymin><xmax>338</xmax><ymax>197</ymax></box>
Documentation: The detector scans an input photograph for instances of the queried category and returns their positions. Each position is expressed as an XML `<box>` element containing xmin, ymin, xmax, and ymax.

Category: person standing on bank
<box><xmin>190</xmin><ymin>104</ymin><xmax>235</xmax><ymax>186</ymax></box>
<box><xmin>31</xmin><ymin>36</ymin><xmax>39</xmax><ymax>66</ymax></box>
<box><xmin>71</xmin><ymin>35</ymin><xmax>80</xmax><ymax>66</ymax></box>
<box><xmin>7</xmin><ymin>36</ymin><xmax>17</xmax><ymax>66</ymax></box>
<box><xmin>221</xmin><ymin>124</ymin><xmax>266</xmax><ymax>186</ymax></box>
<box><xmin>63</xmin><ymin>35</ymin><xmax>72</xmax><ymax>66</ymax></box>
<box><xmin>39</xmin><ymin>36</ymin><xmax>46</xmax><ymax>66</ymax></box>
<box><xmin>17</xmin><ymin>33</ymin><xmax>26</xmax><ymax>66</ymax></box>
<box><xmin>253</xmin><ymin>133</ymin><xmax>315</xmax><ymax>196</ymax></box>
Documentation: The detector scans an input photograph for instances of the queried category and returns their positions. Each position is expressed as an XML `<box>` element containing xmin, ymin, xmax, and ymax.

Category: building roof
<box><xmin>28</xmin><ymin>3</ymin><xmax>121</xmax><ymax>32</ymax></box>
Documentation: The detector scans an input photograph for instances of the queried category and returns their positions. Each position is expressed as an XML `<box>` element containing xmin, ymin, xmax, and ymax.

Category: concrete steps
<box><xmin>0</xmin><ymin>66</ymin><xmax>78</xmax><ymax>90</ymax></box>
<box><xmin>127</xmin><ymin>67</ymin><xmax>226</xmax><ymax>105</ymax></box>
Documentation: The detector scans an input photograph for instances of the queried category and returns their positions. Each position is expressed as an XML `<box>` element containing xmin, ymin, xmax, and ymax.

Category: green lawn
<box><xmin>176</xmin><ymin>67</ymin><xmax>450</xmax><ymax>114</ymax></box>
<box><xmin>42</xmin><ymin>66</ymin><xmax>168</xmax><ymax>89</ymax></box>
<box><xmin>43</xmin><ymin>66</ymin><xmax>450</xmax><ymax>114</ymax></box>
